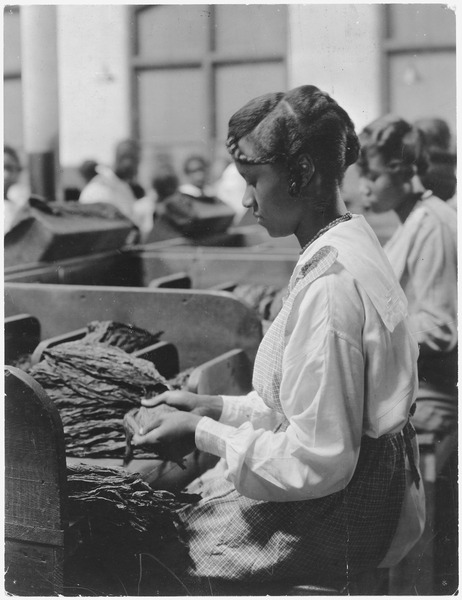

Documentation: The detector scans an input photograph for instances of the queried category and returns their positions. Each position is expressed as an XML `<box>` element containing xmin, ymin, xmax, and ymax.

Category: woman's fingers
<box><xmin>142</xmin><ymin>390</ymin><xmax>198</xmax><ymax>411</ymax></box>
<box><xmin>131</xmin><ymin>430</ymin><xmax>159</xmax><ymax>446</ymax></box>
<box><xmin>137</xmin><ymin>409</ymin><xmax>168</xmax><ymax>435</ymax></box>
<box><xmin>141</xmin><ymin>391</ymin><xmax>170</xmax><ymax>407</ymax></box>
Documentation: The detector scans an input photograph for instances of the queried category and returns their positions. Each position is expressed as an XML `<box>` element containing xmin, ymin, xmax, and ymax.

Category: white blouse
<box><xmin>196</xmin><ymin>215</ymin><xmax>425</xmax><ymax>564</ymax></box>
<box><xmin>384</xmin><ymin>190</ymin><xmax>457</xmax><ymax>354</ymax></box>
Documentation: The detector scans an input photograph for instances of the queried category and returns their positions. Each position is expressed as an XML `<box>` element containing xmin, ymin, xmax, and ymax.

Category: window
<box><xmin>381</xmin><ymin>4</ymin><xmax>456</xmax><ymax>133</ymax></box>
<box><xmin>130</xmin><ymin>5</ymin><xmax>287</xmax><ymax>175</ymax></box>
<box><xmin>3</xmin><ymin>6</ymin><xmax>23</xmax><ymax>149</ymax></box>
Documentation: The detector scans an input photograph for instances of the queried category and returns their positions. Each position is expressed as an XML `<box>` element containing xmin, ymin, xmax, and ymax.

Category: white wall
<box><xmin>57</xmin><ymin>5</ymin><xmax>131</xmax><ymax>168</ymax></box>
<box><xmin>56</xmin><ymin>4</ymin><xmax>384</xmax><ymax>170</ymax></box>
<box><xmin>288</xmin><ymin>4</ymin><xmax>382</xmax><ymax>132</ymax></box>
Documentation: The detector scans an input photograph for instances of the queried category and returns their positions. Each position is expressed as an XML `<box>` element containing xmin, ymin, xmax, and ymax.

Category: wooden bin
<box><xmin>5</xmin><ymin>366</ymin><xmax>69</xmax><ymax>596</ymax></box>
<box><xmin>4</xmin><ymin>283</ymin><xmax>262</xmax><ymax>370</ymax></box>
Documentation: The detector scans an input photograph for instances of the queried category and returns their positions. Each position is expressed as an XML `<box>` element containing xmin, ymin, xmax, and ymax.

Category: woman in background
<box><xmin>414</xmin><ymin>117</ymin><xmax>457</xmax><ymax>207</ymax></box>
<box><xmin>4</xmin><ymin>145</ymin><xmax>31</xmax><ymax>234</ymax></box>
<box><xmin>358</xmin><ymin>115</ymin><xmax>457</xmax><ymax>436</ymax></box>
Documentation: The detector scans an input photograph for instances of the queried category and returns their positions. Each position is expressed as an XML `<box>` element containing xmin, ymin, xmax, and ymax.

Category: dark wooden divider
<box><xmin>5</xmin><ymin>366</ymin><xmax>69</xmax><ymax>596</ymax></box>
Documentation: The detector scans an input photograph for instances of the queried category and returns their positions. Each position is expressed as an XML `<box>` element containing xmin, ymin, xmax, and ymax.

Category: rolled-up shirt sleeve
<box><xmin>195</xmin><ymin>276</ymin><xmax>365</xmax><ymax>502</ymax></box>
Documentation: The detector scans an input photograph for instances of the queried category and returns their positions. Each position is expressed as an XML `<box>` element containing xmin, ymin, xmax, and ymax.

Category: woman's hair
<box><xmin>413</xmin><ymin>117</ymin><xmax>456</xmax><ymax>200</ymax></box>
<box><xmin>152</xmin><ymin>172</ymin><xmax>179</xmax><ymax>201</ymax></box>
<box><xmin>183</xmin><ymin>155</ymin><xmax>207</xmax><ymax>174</ymax></box>
<box><xmin>357</xmin><ymin>115</ymin><xmax>428</xmax><ymax>178</ymax></box>
<box><xmin>226</xmin><ymin>85</ymin><xmax>360</xmax><ymax>190</ymax></box>
<box><xmin>79</xmin><ymin>159</ymin><xmax>98</xmax><ymax>183</ymax></box>
<box><xmin>4</xmin><ymin>145</ymin><xmax>21</xmax><ymax>167</ymax></box>
<box><xmin>413</xmin><ymin>117</ymin><xmax>452</xmax><ymax>152</ymax></box>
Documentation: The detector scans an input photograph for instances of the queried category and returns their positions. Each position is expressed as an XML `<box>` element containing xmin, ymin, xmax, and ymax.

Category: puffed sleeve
<box><xmin>195</xmin><ymin>275</ymin><xmax>365</xmax><ymax>502</ymax></box>
<box><xmin>219</xmin><ymin>390</ymin><xmax>284</xmax><ymax>429</ymax></box>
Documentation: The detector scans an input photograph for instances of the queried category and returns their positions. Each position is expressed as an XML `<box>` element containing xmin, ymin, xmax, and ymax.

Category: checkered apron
<box><xmin>177</xmin><ymin>247</ymin><xmax>411</xmax><ymax>584</ymax></box>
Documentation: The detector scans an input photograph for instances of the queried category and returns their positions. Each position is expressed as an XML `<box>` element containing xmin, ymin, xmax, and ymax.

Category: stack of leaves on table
<box><xmin>28</xmin><ymin>320</ymin><xmax>193</xmax><ymax>459</ymax></box>
<box><xmin>26</xmin><ymin>321</ymin><xmax>201</xmax><ymax>587</ymax></box>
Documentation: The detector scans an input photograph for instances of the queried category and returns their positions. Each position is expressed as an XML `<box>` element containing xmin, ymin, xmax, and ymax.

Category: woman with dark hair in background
<box><xmin>4</xmin><ymin>145</ymin><xmax>31</xmax><ymax>234</ymax></box>
<box><xmin>132</xmin><ymin>86</ymin><xmax>424</xmax><ymax>592</ymax></box>
<box><xmin>358</xmin><ymin>115</ymin><xmax>457</xmax><ymax>435</ymax></box>
<box><xmin>159</xmin><ymin>154</ymin><xmax>235</xmax><ymax>238</ymax></box>
<box><xmin>414</xmin><ymin>117</ymin><xmax>457</xmax><ymax>206</ymax></box>
<box><xmin>358</xmin><ymin>113</ymin><xmax>458</xmax><ymax>594</ymax></box>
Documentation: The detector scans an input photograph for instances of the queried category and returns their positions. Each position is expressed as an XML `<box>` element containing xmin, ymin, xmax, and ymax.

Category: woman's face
<box><xmin>358</xmin><ymin>152</ymin><xmax>409</xmax><ymax>213</ymax></box>
<box><xmin>234</xmin><ymin>137</ymin><xmax>304</xmax><ymax>238</ymax></box>
<box><xmin>185</xmin><ymin>159</ymin><xmax>207</xmax><ymax>190</ymax></box>
<box><xmin>4</xmin><ymin>152</ymin><xmax>21</xmax><ymax>197</ymax></box>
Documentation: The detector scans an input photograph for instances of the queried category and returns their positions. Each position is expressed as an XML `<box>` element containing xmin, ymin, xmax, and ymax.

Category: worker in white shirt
<box><xmin>131</xmin><ymin>85</ymin><xmax>425</xmax><ymax>590</ymax></box>
<box><xmin>358</xmin><ymin>115</ymin><xmax>457</xmax><ymax>436</ymax></box>
<box><xmin>80</xmin><ymin>139</ymin><xmax>154</xmax><ymax>241</ymax></box>
<box><xmin>4</xmin><ymin>145</ymin><xmax>30</xmax><ymax>234</ymax></box>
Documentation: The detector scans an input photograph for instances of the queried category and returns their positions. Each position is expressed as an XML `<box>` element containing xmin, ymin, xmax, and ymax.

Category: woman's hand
<box><xmin>131</xmin><ymin>408</ymin><xmax>202</xmax><ymax>462</ymax></box>
<box><xmin>142</xmin><ymin>390</ymin><xmax>223</xmax><ymax>420</ymax></box>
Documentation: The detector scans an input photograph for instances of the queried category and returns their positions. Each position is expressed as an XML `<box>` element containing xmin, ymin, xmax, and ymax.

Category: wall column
<box><xmin>20</xmin><ymin>6</ymin><xmax>60</xmax><ymax>201</ymax></box>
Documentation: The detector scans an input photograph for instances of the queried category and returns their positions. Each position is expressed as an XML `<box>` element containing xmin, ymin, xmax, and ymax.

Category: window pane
<box><xmin>389</xmin><ymin>52</ymin><xmax>456</xmax><ymax>134</ymax></box>
<box><xmin>214</xmin><ymin>5</ymin><xmax>286</xmax><ymax>55</ymax></box>
<box><xmin>4</xmin><ymin>8</ymin><xmax>21</xmax><ymax>73</ymax></box>
<box><xmin>215</xmin><ymin>63</ymin><xmax>286</xmax><ymax>141</ymax></box>
<box><xmin>136</xmin><ymin>5</ymin><xmax>209</xmax><ymax>60</ymax></box>
<box><xmin>138</xmin><ymin>68</ymin><xmax>206</xmax><ymax>145</ymax></box>
<box><xmin>387</xmin><ymin>4</ymin><xmax>456</xmax><ymax>45</ymax></box>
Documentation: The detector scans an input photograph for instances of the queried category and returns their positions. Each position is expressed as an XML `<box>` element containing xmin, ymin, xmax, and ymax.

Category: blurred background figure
<box><xmin>4</xmin><ymin>145</ymin><xmax>30</xmax><ymax>234</ymax></box>
<box><xmin>152</xmin><ymin>170</ymin><xmax>179</xmax><ymax>205</ymax></box>
<box><xmin>358</xmin><ymin>115</ymin><xmax>457</xmax><ymax>435</ymax></box>
<box><xmin>213</xmin><ymin>161</ymin><xmax>248</xmax><ymax>225</ymax></box>
<box><xmin>63</xmin><ymin>158</ymin><xmax>98</xmax><ymax>201</ymax></box>
<box><xmin>79</xmin><ymin>139</ymin><xmax>153</xmax><ymax>241</ymax></box>
<box><xmin>414</xmin><ymin>117</ymin><xmax>457</xmax><ymax>208</ymax></box>
<box><xmin>78</xmin><ymin>159</ymin><xmax>98</xmax><ymax>186</ymax></box>
<box><xmin>151</xmin><ymin>164</ymin><xmax>179</xmax><ymax>217</ymax></box>
<box><xmin>358</xmin><ymin>114</ymin><xmax>458</xmax><ymax>596</ymax></box>
<box><xmin>153</xmin><ymin>153</ymin><xmax>235</xmax><ymax>239</ymax></box>
<box><xmin>178</xmin><ymin>155</ymin><xmax>215</xmax><ymax>200</ymax></box>
<box><xmin>114</xmin><ymin>139</ymin><xmax>145</xmax><ymax>199</ymax></box>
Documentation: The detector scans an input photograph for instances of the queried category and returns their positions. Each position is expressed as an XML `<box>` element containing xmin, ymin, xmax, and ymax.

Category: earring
<box><xmin>289</xmin><ymin>181</ymin><xmax>298</xmax><ymax>197</ymax></box>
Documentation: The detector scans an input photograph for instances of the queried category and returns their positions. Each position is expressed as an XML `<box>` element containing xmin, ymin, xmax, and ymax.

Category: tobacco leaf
<box><xmin>81</xmin><ymin>320</ymin><xmax>163</xmax><ymax>353</ymax></box>
<box><xmin>66</xmin><ymin>462</ymin><xmax>199</xmax><ymax>567</ymax></box>
<box><xmin>123</xmin><ymin>405</ymin><xmax>187</xmax><ymax>468</ymax></box>
<box><xmin>29</xmin><ymin>343</ymin><xmax>170</xmax><ymax>457</ymax></box>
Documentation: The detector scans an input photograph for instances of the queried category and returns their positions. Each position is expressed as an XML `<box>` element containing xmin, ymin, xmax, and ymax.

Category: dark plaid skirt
<box><xmin>176</xmin><ymin>427</ymin><xmax>411</xmax><ymax>583</ymax></box>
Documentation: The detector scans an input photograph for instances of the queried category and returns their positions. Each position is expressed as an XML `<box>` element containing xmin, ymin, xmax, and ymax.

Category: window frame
<box><xmin>380</xmin><ymin>4</ymin><xmax>456</xmax><ymax>114</ymax></box>
<box><xmin>128</xmin><ymin>4</ymin><xmax>288</xmax><ymax>160</ymax></box>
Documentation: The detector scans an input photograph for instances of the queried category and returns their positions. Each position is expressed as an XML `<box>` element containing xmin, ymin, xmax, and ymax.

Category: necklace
<box><xmin>300</xmin><ymin>212</ymin><xmax>353</xmax><ymax>255</ymax></box>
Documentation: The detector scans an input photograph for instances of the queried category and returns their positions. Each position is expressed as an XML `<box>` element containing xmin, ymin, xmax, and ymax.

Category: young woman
<box><xmin>133</xmin><ymin>86</ymin><xmax>425</xmax><ymax>589</ymax></box>
<box><xmin>413</xmin><ymin>117</ymin><xmax>457</xmax><ymax>204</ymax></box>
<box><xmin>357</xmin><ymin>115</ymin><xmax>457</xmax><ymax>435</ymax></box>
<box><xmin>4</xmin><ymin>145</ymin><xmax>31</xmax><ymax>234</ymax></box>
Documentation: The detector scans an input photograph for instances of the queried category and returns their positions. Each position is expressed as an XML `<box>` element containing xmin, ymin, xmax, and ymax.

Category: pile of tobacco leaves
<box><xmin>65</xmin><ymin>463</ymin><xmax>200</xmax><ymax>594</ymax></box>
<box><xmin>81</xmin><ymin>320</ymin><xmax>163</xmax><ymax>353</ymax></box>
<box><xmin>28</xmin><ymin>321</ymin><xmax>172</xmax><ymax>458</ymax></box>
<box><xmin>231</xmin><ymin>283</ymin><xmax>286</xmax><ymax>322</ymax></box>
<box><xmin>167</xmin><ymin>366</ymin><xmax>195</xmax><ymax>390</ymax></box>
<box><xmin>67</xmin><ymin>463</ymin><xmax>198</xmax><ymax>549</ymax></box>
